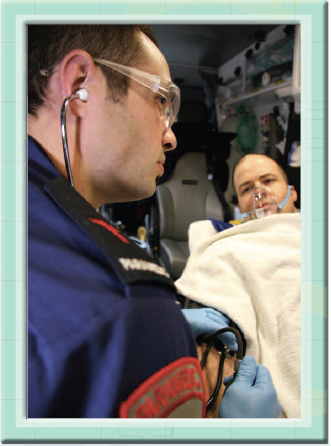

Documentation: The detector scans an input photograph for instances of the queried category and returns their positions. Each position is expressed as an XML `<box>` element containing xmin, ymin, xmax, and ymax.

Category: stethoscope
<box><xmin>61</xmin><ymin>88</ymin><xmax>89</xmax><ymax>187</ymax></box>
<box><xmin>198</xmin><ymin>326</ymin><xmax>244</xmax><ymax>413</ymax></box>
<box><xmin>61</xmin><ymin>93</ymin><xmax>243</xmax><ymax>413</ymax></box>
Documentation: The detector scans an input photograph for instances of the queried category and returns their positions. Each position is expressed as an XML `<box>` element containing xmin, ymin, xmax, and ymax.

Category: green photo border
<box><xmin>1</xmin><ymin>0</ymin><xmax>327</xmax><ymax>443</ymax></box>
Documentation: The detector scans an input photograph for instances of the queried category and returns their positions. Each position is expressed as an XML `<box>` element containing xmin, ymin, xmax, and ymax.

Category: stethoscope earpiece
<box><xmin>75</xmin><ymin>88</ymin><xmax>89</xmax><ymax>102</ymax></box>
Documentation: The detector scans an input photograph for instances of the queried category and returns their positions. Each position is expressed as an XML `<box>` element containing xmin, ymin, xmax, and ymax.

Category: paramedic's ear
<box><xmin>59</xmin><ymin>49</ymin><xmax>96</xmax><ymax>117</ymax></box>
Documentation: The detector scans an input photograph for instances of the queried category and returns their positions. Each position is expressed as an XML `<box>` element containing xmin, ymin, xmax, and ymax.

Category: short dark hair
<box><xmin>232</xmin><ymin>153</ymin><xmax>289</xmax><ymax>196</ymax></box>
<box><xmin>28</xmin><ymin>24</ymin><xmax>159</xmax><ymax>117</ymax></box>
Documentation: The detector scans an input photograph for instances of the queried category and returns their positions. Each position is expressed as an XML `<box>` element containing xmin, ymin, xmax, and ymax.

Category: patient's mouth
<box><xmin>258</xmin><ymin>201</ymin><xmax>274</xmax><ymax>209</ymax></box>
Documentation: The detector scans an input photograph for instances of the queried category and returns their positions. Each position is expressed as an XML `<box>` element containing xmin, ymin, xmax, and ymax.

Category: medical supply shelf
<box><xmin>219</xmin><ymin>78</ymin><xmax>293</xmax><ymax>110</ymax></box>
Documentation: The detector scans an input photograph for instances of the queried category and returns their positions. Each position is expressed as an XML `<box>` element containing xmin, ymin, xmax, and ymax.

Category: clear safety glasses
<box><xmin>40</xmin><ymin>58</ymin><xmax>181</xmax><ymax>129</ymax></box>
<box><xmin>94</xmin><ymin>59</ymin><xmax>180</xmax><ymax>129</ymax></box>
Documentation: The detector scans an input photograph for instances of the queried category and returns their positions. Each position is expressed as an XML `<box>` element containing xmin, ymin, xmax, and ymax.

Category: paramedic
<box><xmin>28</xmin><ymin>24</ymin><xmax>280</xmax><ymax>418</ymax></box>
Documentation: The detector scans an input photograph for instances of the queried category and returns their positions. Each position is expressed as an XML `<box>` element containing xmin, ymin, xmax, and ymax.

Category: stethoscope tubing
<box><xmin>61</xmin><ymin>95</ymin><xmax>76</xmax><ymax>187</ymax></box>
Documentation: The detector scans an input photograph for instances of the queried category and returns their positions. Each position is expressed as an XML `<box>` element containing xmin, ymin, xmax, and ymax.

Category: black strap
<box><xmin>211</xmin><ymin>179</ymin><xmax>233</xmax><ymax>222</ymax></box>
<box><xmin>44</xmin><ymin>177</ymin><xmax>175</xmax><ymax>289</ymax></box>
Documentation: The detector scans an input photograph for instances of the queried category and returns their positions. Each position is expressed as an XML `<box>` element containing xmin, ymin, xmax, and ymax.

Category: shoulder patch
<box><xmin>119</xmin><ymin>357</ymin><xmax>206</xmax><ymax>418</ymax></box>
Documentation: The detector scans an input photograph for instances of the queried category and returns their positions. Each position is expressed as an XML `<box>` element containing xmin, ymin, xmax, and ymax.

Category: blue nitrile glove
<box><xmin>181</xmin><ymin>308</ymin><xmax>238</xmax><ymax>351</ymax></box>
<box><xmin>218</xmin><ymin>355</ymin><xmax>281</xmax><ymax>418</ymax></box>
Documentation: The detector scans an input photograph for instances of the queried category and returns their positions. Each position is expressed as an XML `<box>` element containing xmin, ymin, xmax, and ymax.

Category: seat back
<box><xmin>156</xmin><ymin>151</ymin><xmax>224</xmax><ymax>278</ymax></box>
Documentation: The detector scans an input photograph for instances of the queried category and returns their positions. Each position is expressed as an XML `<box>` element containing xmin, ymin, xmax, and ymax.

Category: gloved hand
<box><xmin>218</xmin><ymin>355</ymin><xmax>281</xmax><ymax>418</ymax></box>
<box><xmin>181</xmin><ymin>308</ymin><xmax>238</xmax><ymax>351</ymax></box>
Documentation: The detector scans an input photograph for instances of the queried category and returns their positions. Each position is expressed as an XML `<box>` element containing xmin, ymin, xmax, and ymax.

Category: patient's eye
<box><xmin>242</xmin><ymin>185</ymin><xmax>252</xmax><ymax>194</ymax></box>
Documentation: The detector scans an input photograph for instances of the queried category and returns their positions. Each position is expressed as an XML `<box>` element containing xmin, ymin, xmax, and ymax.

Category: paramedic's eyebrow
<box><xmin>238</xmin><ymin>173</ymin><xmax>277</xmax><ymax>194</ymax></box>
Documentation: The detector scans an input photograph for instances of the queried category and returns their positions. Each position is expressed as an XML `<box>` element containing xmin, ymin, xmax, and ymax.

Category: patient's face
<box><xmin>234</xmin><ymin>154</ymin><xmax>297</xmax><ymax>218</ymax></box>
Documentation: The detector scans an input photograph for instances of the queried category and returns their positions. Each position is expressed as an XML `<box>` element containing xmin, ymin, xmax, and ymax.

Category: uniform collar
<box><xmin>28</xmin><ymin>135</ymin><xmax>61</xmax><ymax>180</ymax></box>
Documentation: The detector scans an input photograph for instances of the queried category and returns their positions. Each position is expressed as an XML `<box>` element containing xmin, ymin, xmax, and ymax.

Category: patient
<box><xmin>177</xmin><ymin>154</ymin><xmax>301</xmax><ymax>418</ymax></box>
<box><xmin>234</xmin><ymin>153</ymin><xmax>298</xmax><ymax>219</ymax></box>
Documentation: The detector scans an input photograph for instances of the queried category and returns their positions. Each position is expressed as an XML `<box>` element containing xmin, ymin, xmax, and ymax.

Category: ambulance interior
<box><xmin>99</xmin><ymin>23</ymin><xmax>301</xmax><ymax>280</ymax></box>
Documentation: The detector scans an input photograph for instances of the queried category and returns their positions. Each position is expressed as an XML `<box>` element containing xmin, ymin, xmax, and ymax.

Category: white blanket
<box><xmin>175</xmin><ymin>213</ymin><xmax>301</xmax><ymax>418</ymax></box>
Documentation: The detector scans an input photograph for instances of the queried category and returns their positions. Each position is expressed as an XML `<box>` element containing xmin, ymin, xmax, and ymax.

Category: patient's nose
<box><xmin>253</xmin><ymin>184</ymin><xmax>265</xmax><ymax>194</ymax></box>
<box><xmin>252</xmin><ymin>186</ymin><xmax>267</xmax><ymax>203</ymax></box>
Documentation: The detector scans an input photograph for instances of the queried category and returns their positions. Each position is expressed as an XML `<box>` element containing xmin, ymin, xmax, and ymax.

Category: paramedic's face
<box><xmin>86</xmin><ymin>32</ymin><xmax>177</xmax><ymax>206</ymax></box>
<box><xmin>234</xmin><ymin>155</ymin><xmax>297</xmax><ymax>217</ymax></box>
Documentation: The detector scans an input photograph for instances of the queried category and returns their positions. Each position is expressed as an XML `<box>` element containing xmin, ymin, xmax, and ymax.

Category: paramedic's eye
<box><xmin>157</xmin><ymin>97</ymin><xmax>168</xmax><ymax>110</ymax></box>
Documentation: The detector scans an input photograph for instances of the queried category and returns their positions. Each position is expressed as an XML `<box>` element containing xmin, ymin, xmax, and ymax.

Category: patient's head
<box><xmin>233</xmin><ymin>154</ymin><xmax>297</xmax><ymax>219</ymax></box>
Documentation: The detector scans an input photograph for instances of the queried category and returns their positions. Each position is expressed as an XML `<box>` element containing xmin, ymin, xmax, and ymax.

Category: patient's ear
<box><xmin>290</xmin><ymin>185</ymin><xmax>298</xmax><ymax>203</ymax></box>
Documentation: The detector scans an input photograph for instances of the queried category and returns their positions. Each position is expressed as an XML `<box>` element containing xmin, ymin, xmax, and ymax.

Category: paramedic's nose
<box><xmin>162</xmin><ymin>127</ymin><xmax>177</xmax><ymax>152</ymax></box>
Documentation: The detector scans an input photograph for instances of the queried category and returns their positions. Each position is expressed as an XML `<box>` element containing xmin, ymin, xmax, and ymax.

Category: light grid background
<box><xmin>0</xmin><ymin>0</ymin><xmax>327</xmax><ymax>443</ymax></box>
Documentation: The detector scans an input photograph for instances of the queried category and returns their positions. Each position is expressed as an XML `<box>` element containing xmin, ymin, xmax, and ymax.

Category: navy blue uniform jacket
<box><xmin>28</xmin><ymin>136</ymin><xmax>200</xmax><ymax>418</ymax></box>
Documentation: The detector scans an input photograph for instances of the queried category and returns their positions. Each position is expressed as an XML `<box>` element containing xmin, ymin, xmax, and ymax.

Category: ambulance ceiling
<box><xmin>151</xmin><ymin>24</ymin><xmax>279</xmax><ymax>88</ymax></box>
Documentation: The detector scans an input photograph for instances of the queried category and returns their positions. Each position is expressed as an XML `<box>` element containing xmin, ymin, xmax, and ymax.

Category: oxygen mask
<box><xmin>240</xmin><ymin>185</ymin><xmax>292</xmax><ymax>221</ymax></box>
<box><xmin>251</xmin><ymin>186</ymin><xmax>279</xmax><ymax>219</ymax></box>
